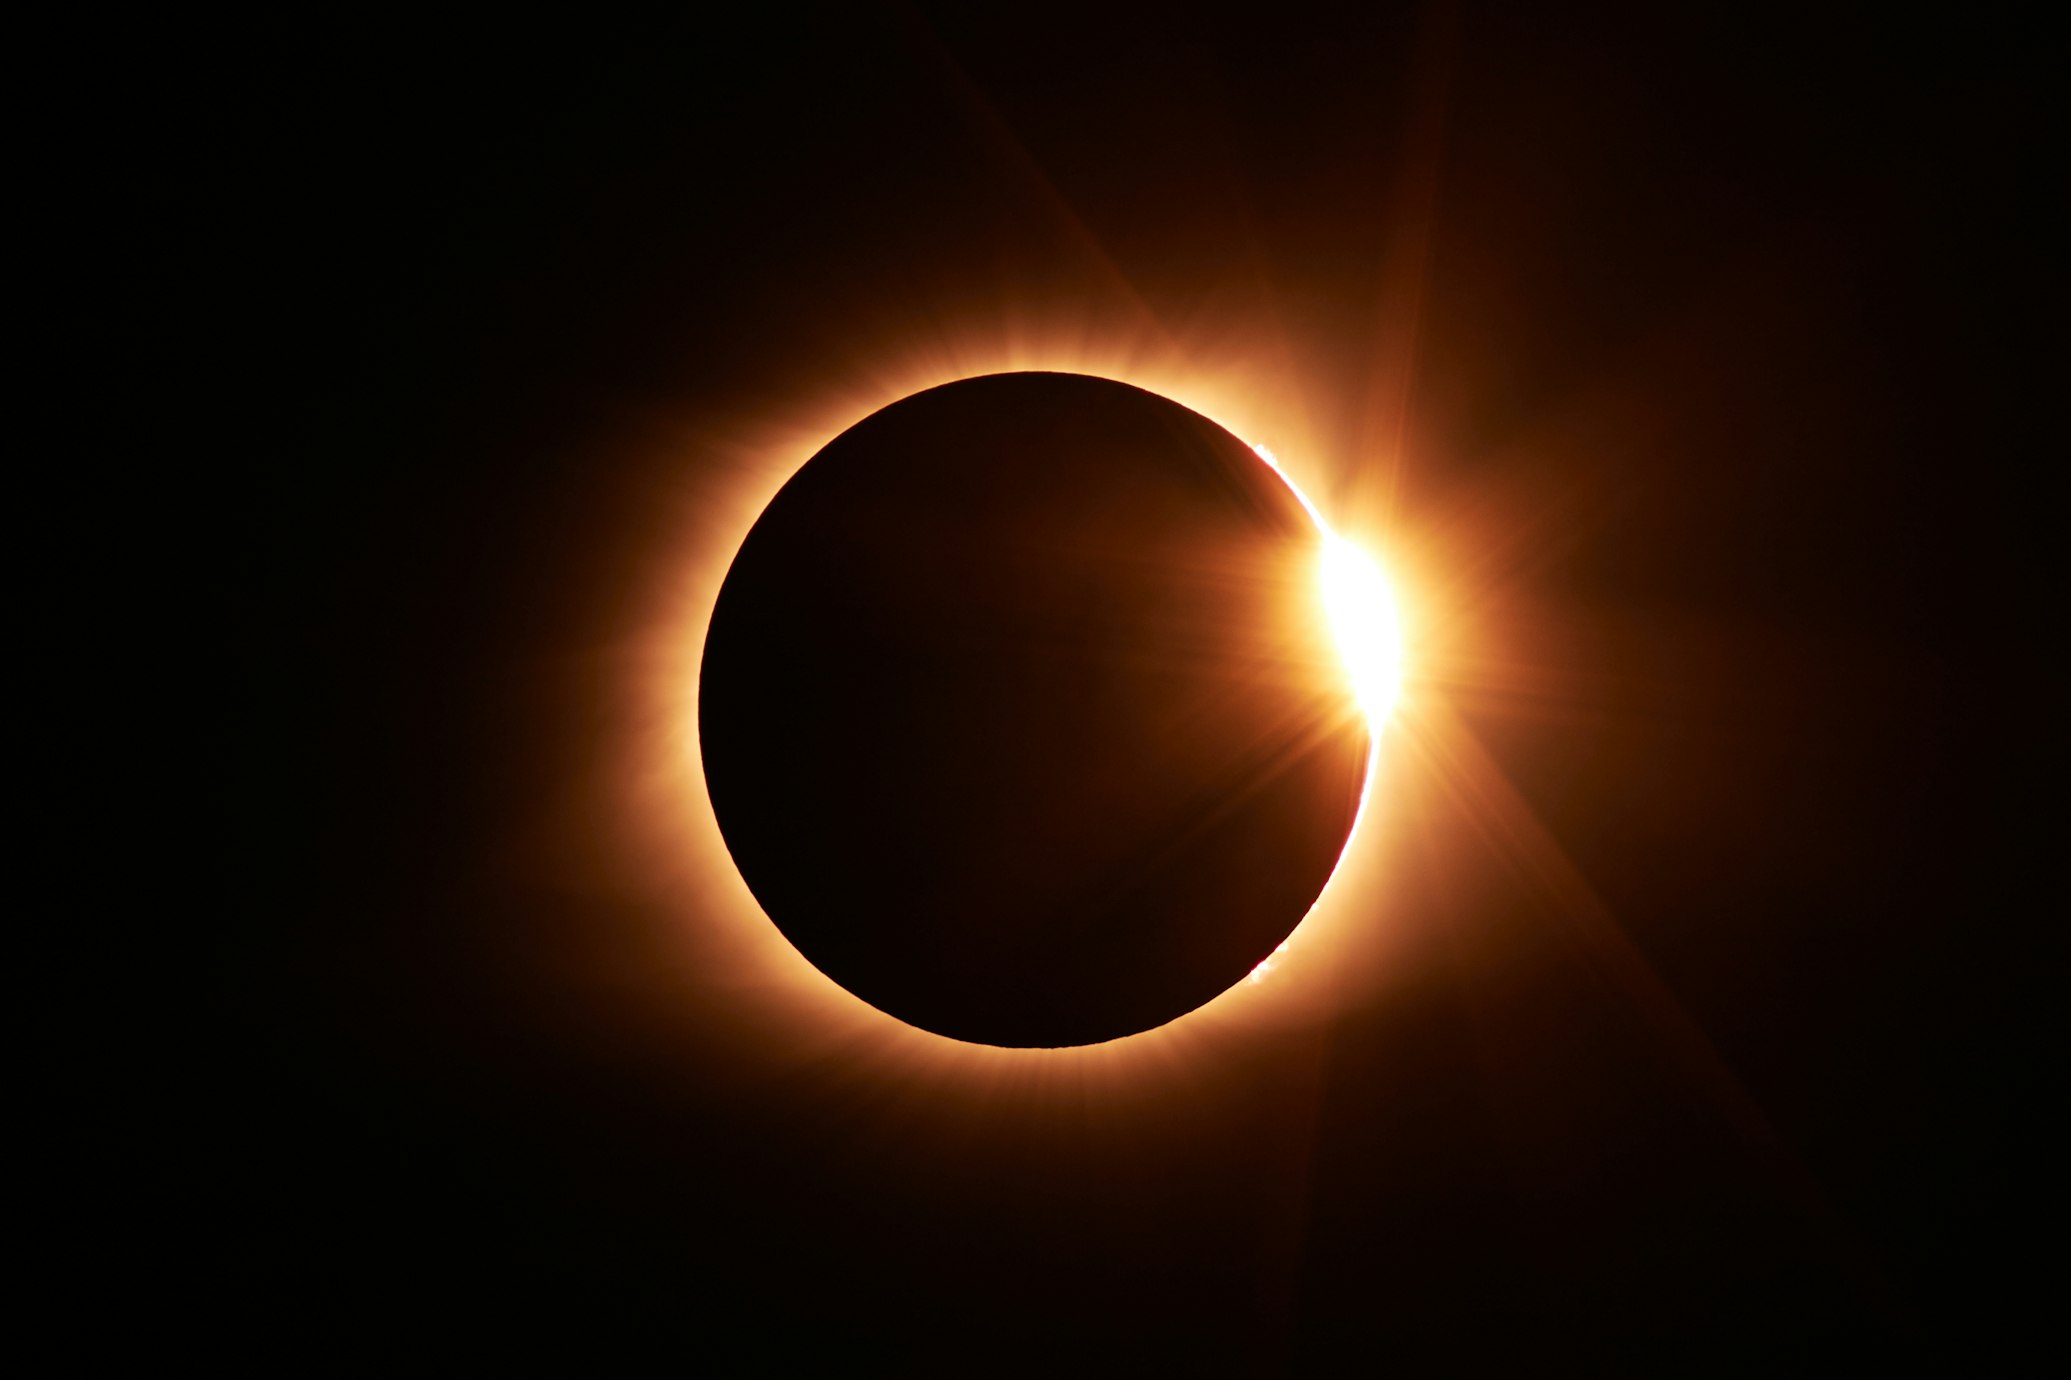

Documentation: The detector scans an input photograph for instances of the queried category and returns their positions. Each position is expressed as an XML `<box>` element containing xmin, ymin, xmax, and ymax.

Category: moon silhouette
<box><xmin>699</xmin><ymin>372</ymin><xmax>1369</xmax><ymax>1046</ymax></box>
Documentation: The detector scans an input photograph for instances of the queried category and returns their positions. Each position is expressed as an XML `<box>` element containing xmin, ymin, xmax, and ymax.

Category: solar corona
<box><xmin>694</xmin><ymin>372</ymin><xmax>1404</xmax><ymax>1048</ymax></box>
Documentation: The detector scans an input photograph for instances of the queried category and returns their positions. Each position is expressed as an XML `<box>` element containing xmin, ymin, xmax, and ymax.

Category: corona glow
<box><xmin>631</xmin><ymin>332</ymin><xmax>1432</xmax><ymax>1077</ymax></box>
<box><xmin>1319</xmin><ymin>531</ymin><xmax>1404</xmax><ymax>727</ymax></box>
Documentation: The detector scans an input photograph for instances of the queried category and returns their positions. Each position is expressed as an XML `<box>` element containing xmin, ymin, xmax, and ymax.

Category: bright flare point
<box><xmin>1320</xmin><ymin>532</ymin><xmax>1403</xmax><ymax>726</ymax></box>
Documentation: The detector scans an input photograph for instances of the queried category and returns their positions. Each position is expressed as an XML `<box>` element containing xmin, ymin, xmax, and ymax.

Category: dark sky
<box><xmin>173</xmin><ymin>5</ymin><xmax>2053</xmax><ymax>1369</ymax></box>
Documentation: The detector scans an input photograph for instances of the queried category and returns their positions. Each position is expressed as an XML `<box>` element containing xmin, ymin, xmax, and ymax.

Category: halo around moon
<box><xmin>698</xmin><ymin>372</ymin><xmax>1376</xmax><ymax>1047</ymax></box>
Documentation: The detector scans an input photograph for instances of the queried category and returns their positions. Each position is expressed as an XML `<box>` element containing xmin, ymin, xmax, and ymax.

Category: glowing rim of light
<box><xmin>1251</xmin><ymin>442</ymin><xmax>1405</xmax><ymax>731</ymax></box>
<box><xmin>650</xmin><ymin>367</ymin><xmax>1411</xmax><ymax>1063</ymax></box>
<box><xmin>1243</xmin><ymin>442</ymin><xmax>1403</xmax><ymax>984</ymax></box>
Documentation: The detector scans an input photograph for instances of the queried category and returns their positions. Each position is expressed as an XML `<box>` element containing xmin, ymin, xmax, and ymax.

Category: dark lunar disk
<box><xmin>699</xmin><ymin>372</ymin><xmax>1369</xmax><ymax>1046</ymax></box>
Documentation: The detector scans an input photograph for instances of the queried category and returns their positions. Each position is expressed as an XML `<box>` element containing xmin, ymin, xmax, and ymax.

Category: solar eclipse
<box><xmin>698</xmin><ymin>372</ymin><xmax>1397</xmax><ymax>1047</ymax></box>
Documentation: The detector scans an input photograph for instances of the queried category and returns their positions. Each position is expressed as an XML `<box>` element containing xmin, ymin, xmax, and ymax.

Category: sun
<box><xmin>1318</xmin><ymin>530</ymin><xmax>1404</xmax><ymax>727</ymax></box>
<box><xmin>644</xmin><ymin>375</ymin><xmax>1418</xmax><ymax>1060</ymax></box>
<box><xmin>1245</xmin><ymin>442</ymin><xmax>1405</xmax><ymax>730</ymax></box>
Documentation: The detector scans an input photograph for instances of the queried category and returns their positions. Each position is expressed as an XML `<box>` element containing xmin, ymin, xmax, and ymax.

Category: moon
<box><xmin>698</xmin><ymin>372</ymin><xmax>1372</xmax><ymax>1047</ymax></box>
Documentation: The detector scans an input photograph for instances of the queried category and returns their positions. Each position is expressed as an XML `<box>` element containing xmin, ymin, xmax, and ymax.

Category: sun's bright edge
<box><xmin>1240</xmin><ymin>442</ymin><xmax>1404</xmax><ymax>986</ymax></box>
<box><xmin>1319</xmin><ymin>530</ymin><xmax>1404</xmax><ymax>728</ymax></box>
<box><xmin>1249</xmin><ymin>443</ymin><xmax>1404</xmax><ymax>730</ymax></box>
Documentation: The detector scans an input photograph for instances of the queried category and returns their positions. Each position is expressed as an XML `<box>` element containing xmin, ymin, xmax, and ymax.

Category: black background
<box><xmin>156</xmin><ymin>3</ymin><xmax>2056</xmax><ymax>1369</ymax></box>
